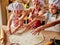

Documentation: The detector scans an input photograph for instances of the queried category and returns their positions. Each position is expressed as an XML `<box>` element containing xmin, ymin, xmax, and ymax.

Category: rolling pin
<box><xmin>0</xmin><ymin>28</ymin><xmax>7</xmax><ymax>45</ymax></box>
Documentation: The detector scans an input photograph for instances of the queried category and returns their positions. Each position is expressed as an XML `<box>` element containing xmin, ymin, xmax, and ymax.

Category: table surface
<box><xmin>6</xmin><ymin>31</ymin><xmax>60</xmax><ymax>45</ymax></box>
<box><xmin>41</xmin><ymin>31</ymin><xmax>60</xmax><ymax>45</ymax></box>
<box><xmin>0</xmin><ymin>26</ymin><xmax>60</xmax><ymax>45</ymax></box>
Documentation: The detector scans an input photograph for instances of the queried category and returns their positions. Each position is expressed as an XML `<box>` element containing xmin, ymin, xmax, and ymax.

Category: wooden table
<box><xmin>41</xmin><ymin>31</ymin><xmax>60</xmax><ymax>45</ymax></box>
<box><xmin>0</xmin><ymin>26</ymin><xmax>60</xmax><ymax>45</ymax></box>
<box><xmin>5</xmin><ymin>31</ymin><xmax>60</xmax><ymax>45</ymax></box>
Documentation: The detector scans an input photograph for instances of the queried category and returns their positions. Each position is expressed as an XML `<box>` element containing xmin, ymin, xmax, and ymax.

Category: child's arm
<box><xmin>27</xmin><ymin>10</ymin><xmax>45</xmax><ymax>25</ymax></box>
<box><xmin>12</xmin><ymin>10</ymin><xmax>32</xmax><ymax>33</ymax></box>
<box><xmin>7</xmin><ymin>14</ymin><xmax>14</xmax><ymax>34</ymax></box>
<box><xmin>40</xmin><ymin>20</ymin><xmax>60</xmax><ymax>29</ymax></box>
<box><xmin>37</xmin><ymin>10</ymin><xmax>46</xmax><ymax>20</ymax></box>
<box><xmin>28</xmin><ymin>18</ymin><xmax>37</xmax><ymax>26</ymax></box>
<box><xmin>24</xmin><ymin>18</ymin><xmax>39</xmax><ymax>30</ymax></box>
<box><xmin>32</xmin><ymin>20</ymin><xmax>60</xmax><ymax>35</ymax></box>
<box><xmin>24</xmin><ymin>14</ymin><xmax>45</xmax><ymax>30</ymax></box>
<box><xmin>7</xmin><ymin>18</ymin><xmax>12</xmax><ymax>34</ymax></box>
<box><xmin>36</xmin><ymin>15</ymin><xmax>45</xmax><ymax>20</ymax></box>
<box><xmin>19</xmin><ymin>9</ymin><xmax>32</xmax><ymax>20</ymax></box>
<box><xmin>28</xmin><ymin>12</ymin><xmax>32</xmax><ymax>19</ymax></box>
<box><xmin>12</xmin><ymin>20</ymin><xmax>24</xmax><ymax>34</ymax></box>
<box><xmin>25</xmin><ymin>14</ymin><xmax>45</xmax><ymax>25</ymax></box>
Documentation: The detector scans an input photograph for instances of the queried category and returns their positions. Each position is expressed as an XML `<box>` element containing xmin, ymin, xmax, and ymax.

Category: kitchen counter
<box><xmin>0</xmin><ymin>26</ymin><xmax>60</xmax><ymax>45</ymax></box>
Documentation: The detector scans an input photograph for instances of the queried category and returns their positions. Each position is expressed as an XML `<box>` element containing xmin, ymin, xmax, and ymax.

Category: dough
<box><xmin>9</xmin><ymin>29</ymin><xmax>44</xmax><ymax>45</ymax></box>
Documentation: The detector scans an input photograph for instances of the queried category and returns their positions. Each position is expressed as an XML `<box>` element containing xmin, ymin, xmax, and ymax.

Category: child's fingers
<box><xmin>11</xmin><ymin>31</ymin><xmax>15</xmax><ymax>34</ymax></box>
<box><xmin>24</xmin><ymin>27</ymin><xmax>27</xmax><ymax>31</ymax></box>
<box><xmin>31</xmin><ymin>29</ymin><xmax>35</xmax><ymax>33</ymax></box>
<box><xmin>6</xmin><ymin>28</ymin><xmax>12</xmax><ymax>34</ymax></box>
<box><xmin>37</xmin><ymin>31</ymin><xmax>40</xmax><ymax>35</ymax></box>
<box><xmin>31</xmin><ymin>28</ymin><xmax>41</xmax><ymax>35</ymax></box>
<box><xmin>11</xmin><ymin>32</ymin><xmax>14</xmax><ymax>34</ymax></box>
<box><xmin>32</xmin><ymin>31</ymin><xmax>36</xmax><ymax>35</ymax></box>
<box><xmin>11</xmin><ymin>30</ymin><xmax>16</xmax><ymax>34</ymax></box>
<box><xmin>32</xmin><ymin>30</ymin><xmax>38</xmax><ymax>35</ymax></box>
<box><xmin>6</xmin><ymin>30</ymin><xmax>9</xmax><ymax>33</ymax></box>
<box><xmin>5</xmin><ymin>30</ymin><xmax>12</xmax><ymax>35</ymax></box>
<box><xmin>25</xmin><ymin>27</ymin><xmax>29</xmax><ymax>31</ymax></box>
<box><xmin>24</xmin><ymin>26</ymin><xmax>30</xmax><ymax>31</ymax></box>
<box><xmin>33</xmin><ymin>31</ymin><xmax>40</xmax><ymax>35</ymax></box>
<box><xmin>32</xmin><ymin>31</ymin><xmax>38</xmax><ymax>35</ymax></box>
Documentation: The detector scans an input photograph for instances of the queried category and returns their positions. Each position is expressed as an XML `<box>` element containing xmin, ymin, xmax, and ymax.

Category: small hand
<box><xmin>11</xmin><ymin>29</ymin><xmax>16</xmax><ymax>34</ymax></box>
<box><xmin>6</xmin><ymin>28</ymin><xmax>12</xmax><ymax>35</ymax></box>
<box><xmin>24</xmin><ymin>24</ymin><xmax>31</xmax><ymax>31</ymax></box>
<box><xmin>29</xmin><ymin>8</ymin><xmax>32</xmax><ymax>12</ymax></box>
<box><xmin>31</xmin><ymin>26</ymin><xmax>44</xmax><ymax>35</ymax></box>
<box><xmin>11</xmin><ymin>31</ymin><xmax>14</xmax><ymax>34</ymax></box>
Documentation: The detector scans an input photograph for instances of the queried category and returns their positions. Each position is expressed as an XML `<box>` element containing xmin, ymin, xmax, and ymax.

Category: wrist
<box><xmin>40</xmin><ymin>26</ymin><xmax>45</xmax><ymax>30</ymax></box>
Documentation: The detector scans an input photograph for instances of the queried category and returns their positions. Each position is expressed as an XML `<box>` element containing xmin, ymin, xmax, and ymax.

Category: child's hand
<box><xmin>38</xmin><ymin>10</ymin><xmax>46</xmax><ymax>16</ymax></box>
<box><xmin>29</xmin><ymin>8</ymin><xmax>32</xmax><ymax>12</ymax></box>
<box><xmin>24</xmin><ymin>24</ymin><xmax>31</xmax><ymax>31</ymax></box>
<box><xmin>11</xmin><ymin>28</ymin><xmax>19</xmax><ymax>34</ymax></box>
<box><xmin>11</xmin><ymin>29</ymin><xmax>17</xmax><ymax>34</ymax></box>
<box><xmin>6</xmin><ymin>28</ymin><xmax>12</xmax><ymax>34</ymax></box>
<box><xmin>31</xmin><ymin>26</ymin><xmax>44</xmax><ymax>35</ymax></box>
<box><xmin>11</xmin><ymin>30</ymin><xmax>15</xmax><ymax>34</ymax></box>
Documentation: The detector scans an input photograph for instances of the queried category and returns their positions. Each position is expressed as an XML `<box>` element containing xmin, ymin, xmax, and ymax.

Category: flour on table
<box><xmin>9</xmin><ymin>29</ymin><xmax>44</xmax><ymax>45</ymax></box>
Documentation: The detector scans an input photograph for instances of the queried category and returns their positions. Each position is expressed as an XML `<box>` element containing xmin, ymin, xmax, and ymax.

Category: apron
<box><xmin>28</xmin><ymin>9</ymin><xmax>41</xmax><ymax>28</ymax></box>
<box><xmin>45</xmin><ymin>13</ymin><xmax>60</xmax><ymax>32</ymax></box>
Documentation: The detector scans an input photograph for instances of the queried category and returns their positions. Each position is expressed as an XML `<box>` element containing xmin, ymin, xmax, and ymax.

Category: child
<box><xmin>7</xmin><ymin>2</ymin><xmax>25</xmax><ymax>34</ymax></box>
<box><xmin>32</xmin><ymin>0</ymin><xmax>60</xmax><ymax>35</ymax></box>
<box><xmin>24</xmin><ymin>0</ymin><xmax>45</xmax><ymax>30</ymax></box>
<box><xmin>29</xmin><ymin>2</ymin><xmax>41</xmax><ymax>28</ymax></box>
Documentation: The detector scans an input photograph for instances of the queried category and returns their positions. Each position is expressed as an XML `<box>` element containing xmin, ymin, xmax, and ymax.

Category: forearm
<box><xmin>20</xmin><ymin>10</ymin><xmax>30</xmax><ymax>20</ymax></box>
<box><xmin>36</xmin><ymin>15</ymin><xmax>45</xmax><ymax>20</ymax></box>
<box><xmin>12</xmin><ymin>25</ymin><xmax>22</xmax><ymax>34</ymax></box>
<box><xmin>14</xmin><ymin>25</ymin><xmax>21</xmax><ymax>31</ymax></box>
<box><xmin>28</xmin><ymin>18</ymin><xmax>37</xmax><ymax>26</ymax></box>
<box><xmin>41</xmin><ymin>20</ymin><xmax>60</xmax><ymax>29</ymax></box>
<box><xmin>14</xmin><ymin>21</ymin><xmax>24</xmax><ymax>31</ymax></box>
<box><xmin>28</xmin><ymin>15</ymin><xmax>44</xmax><ymax>26</ymax></box>
<box><xmin>37</xmin><ymin>10</ymin><xmax>46</xmax><ymax>20</ymax></box>
<box><xmin>7</xmin><ymin>19</ymin><xmax>12</xmax><ymax>29</ymax></box>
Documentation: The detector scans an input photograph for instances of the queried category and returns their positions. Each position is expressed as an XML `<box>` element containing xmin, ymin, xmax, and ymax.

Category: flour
<box><xmin>9</xmin><ymin>29</ymin><xmax>44</xmax><ymax>45</ymax></box>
